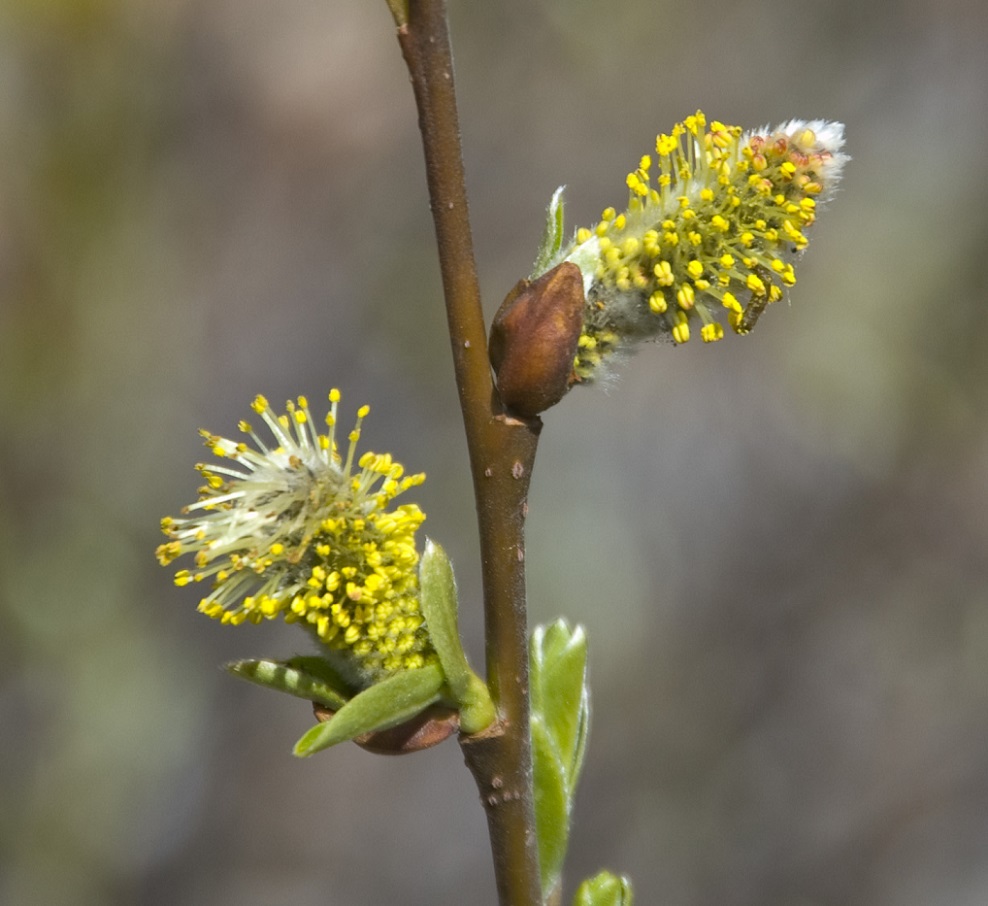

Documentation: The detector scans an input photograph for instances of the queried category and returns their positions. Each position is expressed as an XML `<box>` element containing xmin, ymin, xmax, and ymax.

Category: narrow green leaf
<box><xmin>532</xmin><ymin>186</ymin><xmax>566</xmax><ymax>277</ymax></box>
<box><xmin>530</xmin><ymin>619</ymin><xmax>590</xmax><ymax>792</ymax></box>
<box><xmin>530</xmin><ymin>620</ymin><xmax>592</xmax><ymax>896</ymax></box>
<box><xmin>418</xmin><ymin>539</ymin><xmax>472</xmax><ymax>697</ymax></box>
<box><xmin>419</xmin><ymin>540</ymin><xmax>495</xmax><ymax>733</ymax></box>
<box><xmin>226</xmin><ymin>658</ymin><xmax>350</xmax><ymax>711</ymax></box>
<box><xmin>540</xmin><ymin>622</ymin><xmax>589</xmax><ymax>785</ymax></box>
<box><xmin>531</xmin><ymin>713</ymin><xmax>569</xmax><ymax>893</ymax></box>
<box><xmin>573</xmin><ymin>871</ymin><xmax>634</xmax><ymax>906</ymax></box>
<box><xmin>293</xmin><ymin>663</ymin><xmax>444</xmax><ymax>757</ymax></box>
<box><xmin>283</xmin><ymin>656</ymin><xmax>353</xmax><ymax>694</ymax></box>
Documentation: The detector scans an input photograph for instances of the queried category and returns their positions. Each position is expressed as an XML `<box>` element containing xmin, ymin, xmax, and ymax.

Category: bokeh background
<box><xmin>2</xmin><ymin>0</ymin><xmax>987</xmax><ymax>903</ymax></box>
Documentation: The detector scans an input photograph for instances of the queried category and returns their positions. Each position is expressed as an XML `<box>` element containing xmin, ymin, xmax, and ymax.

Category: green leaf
<box><xmin>573</xmin><ymin>871</ymin><xmax>633</xmax><ymax>906</ymax></box>
<box><xmin>293</xmin><ymin>662</ymin><xmax>444</xmax><ymax>757</ymax></box>
<box><xmin>530</xmin><ymin>619</ymin><xmax>591</xmax><ymax>896</ymax></box>
<box><xmin>418</xmin><ymin>539</ymin><xmax>471</xmax><ymax>696</ymax></box>
<box><xmin>532</xmin><ymin>186</ymin><xmax>567</xmax><ymax>277</ymax></box>
<box><xmin>283</xmin><ymin>656</ymin><xmax>354</xmax><ymax>694</ymax></box>
<box><xmin>531</xmin><ymin>713</ymin><xmax>569</xmax><ymax>893</ymax></box>
<box><xmin>226</xmin><ymin>658</ymin><xmax>351</xmax><ymax>711</ymax></box>
<box><xmin>530</xmin><ymin>619</ymin><xmax>590</xmax><ymax>793</ymax></box>
<box><xmin>419</xmin><ymin>539</ymin><xmax>495</xmax><ymax>734</ymax></box>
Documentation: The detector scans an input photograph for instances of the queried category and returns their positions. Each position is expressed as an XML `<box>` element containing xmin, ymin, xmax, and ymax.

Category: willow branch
<box><xmin>396</xmin><ymin>2</ymin><xmax>542</xmax><ymax>904</ymax></box>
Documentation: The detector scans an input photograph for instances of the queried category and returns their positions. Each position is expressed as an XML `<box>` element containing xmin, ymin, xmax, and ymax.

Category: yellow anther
<box><xmin>656</xmin><ymin>133</ymin><xmax>677</xmax><ymax>156</ymax></box>
<box><xmin>721</xmin><ymin>292</ymin><xmax>742</xmax><ymax>313</ymax></box>
<box><xmin>676</xmin><ymin>284</ymin><xmax>696</xmax><ymax>309</ymax></box>
<box><xmin>654</xmin><ymin>261</ymin><xmax>674</xmax><ymax>286</ymax></box>
<box><xmin>746</xmin><ymin>273</ymin><xmax>767</xmax><ymax>295</ymax></box>
<box><xmin>671</xmin><ymin>312</ymin><xmax>690</xmax><ymax>344</ymax></box>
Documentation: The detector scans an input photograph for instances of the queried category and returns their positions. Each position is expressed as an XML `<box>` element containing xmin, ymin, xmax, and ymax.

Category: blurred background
<box><xmin>2</xmin><ymin>0</ymin><xmax>987</xmax><ymax>903</ymax></box>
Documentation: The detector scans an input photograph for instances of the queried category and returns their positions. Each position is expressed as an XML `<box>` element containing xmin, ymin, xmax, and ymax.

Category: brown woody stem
<box><xmin>396</xmin><ymin>2</ymin><xmax>542</xmax><ymax>905</ymax></box>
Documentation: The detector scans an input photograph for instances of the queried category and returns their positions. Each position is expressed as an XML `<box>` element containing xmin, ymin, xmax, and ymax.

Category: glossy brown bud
<box><xmin>489</xmin><ymin>262</ymin><xmax>586</xmax><ymax>417</ymax></box>
<box><xmin>312</xmin><ymin>701</ymin><xmax>460</xmax><ymax>755</ymax></box>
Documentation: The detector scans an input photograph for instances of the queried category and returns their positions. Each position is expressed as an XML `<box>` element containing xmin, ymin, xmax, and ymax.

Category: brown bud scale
<box><xmin>489</xmin><ymin>262</ymin><xmax>585</xmax><ymax>417</ymax></box>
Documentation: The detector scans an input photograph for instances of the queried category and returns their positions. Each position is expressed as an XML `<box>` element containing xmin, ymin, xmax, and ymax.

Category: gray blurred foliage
<box><xmin>2</xmin><ymin>0</ymin><xmax>988</xmax><ymax>904</ymax></box>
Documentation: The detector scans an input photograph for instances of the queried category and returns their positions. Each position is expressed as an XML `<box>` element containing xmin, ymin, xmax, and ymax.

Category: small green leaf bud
<box><xmin>573</xmin><ymin>871</ymin><xmax>634</xmax><ymax>906</ymax></box>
